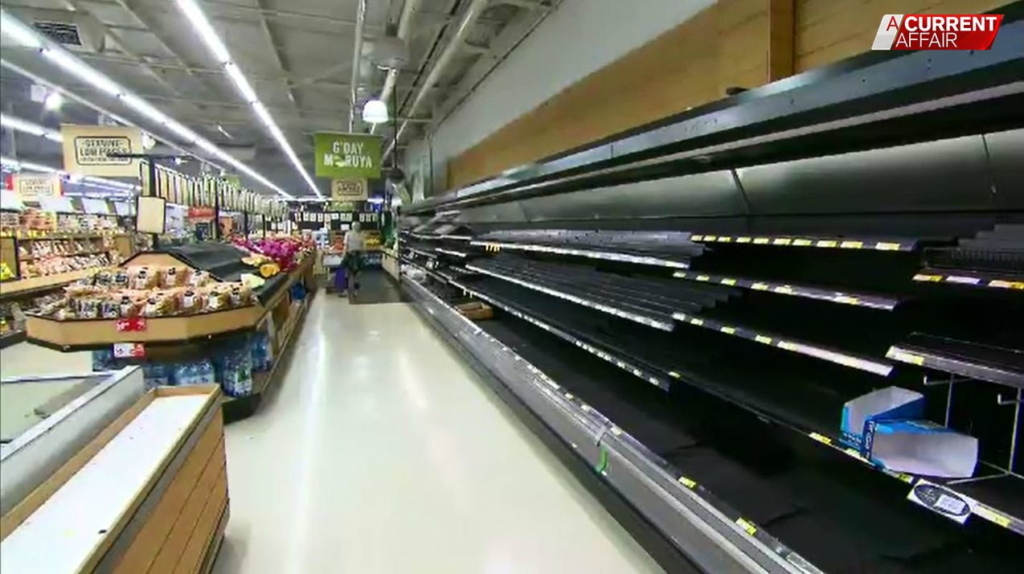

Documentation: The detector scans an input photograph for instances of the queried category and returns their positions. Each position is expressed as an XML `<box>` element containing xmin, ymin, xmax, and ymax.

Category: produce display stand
<box><xmin>23</xmin><ymin>246</ymin><xmax>315</xmax><ymax>423</ymax></box>
<box><xmin>1</xmin><ymin>369</ymin><xmax>228</xmax><ymax>573</ymax></box>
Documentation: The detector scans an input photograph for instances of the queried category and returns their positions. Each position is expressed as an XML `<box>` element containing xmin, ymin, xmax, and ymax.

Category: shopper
<box><xmin>341</xmin><ymin>222</ymin><xmax>365</xmax><ymax>300</ymax></box>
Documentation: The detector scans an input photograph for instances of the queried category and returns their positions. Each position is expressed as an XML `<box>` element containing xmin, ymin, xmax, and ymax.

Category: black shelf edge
<box><xmin>671</xmin><ymin>311</ymin><xmax>894</xmax><ymax>377</ymax></box>
<box><xmin>452</xmin><ymin>279</ymin><xmax>670</xmax><ymax>391</ymax></box>
<box><xmin>471</xmin><ymin>240</ymin><xmax>691</xmax><ymax>269</ymax></box>
<box><xmin>673</xmin><ymin>270</ymin><xmax>899</xmax><ymax>311</ymax></box>
<box><xmin>886</xmin><ymin>342</ymin><xmax>1024</xmax><ymax>390</ymax></box>
<box><xmin>435</xmin><ymin>247</ymin><xmax>469</xmax><ymax>258</ymax></box>
<box><xmin>913</xmin><ymin>269</ymin><xmax>1024</xmax><ymax>291</ymax></box>
<box><xmin>690</xmin><ymin>233</ymin><xmax>918</xmax><ymax>252</ymax></box>
<box><xmin>465</xmin><ymin>263</ymin><xmax>675</xmax><ymax>331</ymax></box>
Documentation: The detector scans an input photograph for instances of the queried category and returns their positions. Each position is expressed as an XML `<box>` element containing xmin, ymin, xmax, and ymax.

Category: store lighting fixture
<box><xmin>173</xmin><ymin>0</ymin><xmax>323</xmax><ymax>198</ymax></box>
<box><xmin>1</xmin><ymin>156</ymin><xmax>140</xmax><ymax>194</ymax></box>
<box><xmin>362</xmin><ymin>99</ymin><xmax>389</xmax><ymax>124</ymax></box>
<box><xmin>0</xmin><ymin>113</ymin><xmax>63</xmax><ymax>142</ymax></box>
<box><xmin>0</xmin><ymin>9</ymin><xmax>294</xmax><ymax>199</ymax></box>
<box><xmin>2</xmin><ymin>60</ymin><xmax>233</xmax><ymax>183</ymax></box>
<box><xmin>43</xmin><ymin>91</ymin><xmax>63</xmax><ymax>110</ymax></box>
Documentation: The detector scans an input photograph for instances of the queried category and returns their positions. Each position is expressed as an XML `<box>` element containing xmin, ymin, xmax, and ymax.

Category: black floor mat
<box><xmin>350</xmin><ymin>271</ymin><xmax>409</xmax><ymax>305</ymax></box>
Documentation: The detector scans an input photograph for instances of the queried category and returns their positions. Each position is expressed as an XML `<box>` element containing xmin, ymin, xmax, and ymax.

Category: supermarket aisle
<box><xmin>214</xmin><ymin>294</ymin><xmax>664</xmax><ymax>574</ymax></box>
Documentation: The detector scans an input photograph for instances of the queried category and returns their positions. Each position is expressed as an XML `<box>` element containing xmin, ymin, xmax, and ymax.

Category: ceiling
<box><xmin>0</xmin><ymin>0</ymin><xmax>555</xmax><ymax>196</ymax></box>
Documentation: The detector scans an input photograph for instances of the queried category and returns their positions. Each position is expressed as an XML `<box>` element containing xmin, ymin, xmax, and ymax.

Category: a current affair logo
<box><xmin>872</xmin><ymin>14</ymin><xmax>1004</xmax><ymax>50</ymax></box>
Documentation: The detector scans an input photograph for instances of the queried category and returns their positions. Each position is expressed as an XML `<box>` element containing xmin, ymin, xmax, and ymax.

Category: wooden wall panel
<box><xmin>446</xmin><ymin>0</ymin><xmax>1011</xmax><ymax>190</ymax></box>
<box><xmin>448</xmin><ymin>0</ymin><xmax>770</xmax><ymax>189</ymax></box>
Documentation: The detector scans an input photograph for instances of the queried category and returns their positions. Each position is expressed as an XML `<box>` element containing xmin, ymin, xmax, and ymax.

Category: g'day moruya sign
<box><xmin>61</xmin><ymin>124</ymin><xmax>143</xmax><ymax>177</ymax></box>
<box><xmin>314</xmin><ymin>133</ymin><xmax>382</xmax><ymax>179</ymax></box>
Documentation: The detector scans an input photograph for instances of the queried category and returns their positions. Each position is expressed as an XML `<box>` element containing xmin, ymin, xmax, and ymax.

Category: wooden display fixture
<box><xmin>25</xmin><ymin>256</ymin><xmax>313</xmax><ymax>351</ymax></box>
<box><xmin>0</xmin><ymin>233</ymin><xmax>136</xmax><ymax>298</ymax></box>
<box><xmin>26</xmin><ymin>306</ymin><xmax>263</xmax><ymax>349</ymax></box>
<box><xmin>0</xmin><ymin>385</ymin><xmax>229</xmax><ymax>573</ymax></box>
<box><xmin>0</xmin><ymin>269</ymin><xmax>96</xmax><ymax>298</ymax></box>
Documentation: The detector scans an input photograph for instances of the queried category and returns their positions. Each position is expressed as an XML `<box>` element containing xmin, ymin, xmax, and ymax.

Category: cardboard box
<box><xmin>841</xmin><ymin>386</ymin><xmax>978</xmax><ymax>478</ymax></box>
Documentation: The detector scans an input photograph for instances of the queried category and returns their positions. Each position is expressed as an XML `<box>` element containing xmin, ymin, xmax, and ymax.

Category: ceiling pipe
<box><xmin>383</xmin><ymin>0</ymin><xmax>489</xmax><ymax>160</ymax></box>
<box><xmin>370</xmin><ymin>0</ymin><xmax>424</xmax><ymax>135</ymax></box>
<box><xmin>348</xmin><ymin>0</ymin><xmax>367</xmax><ymax>131</ymax></box>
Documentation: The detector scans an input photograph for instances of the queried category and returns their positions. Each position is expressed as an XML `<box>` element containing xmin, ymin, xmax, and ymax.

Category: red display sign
<box><xmin>873</xmin><ymin>14</ymin><xmax>1004</xmax><ymax>50</ymax></box>
<box><xmin>188</xmin><ymin>206</ymin><xmax>216</xmax><ymax>220</ymax></box>
<box><xmin>115</xmin><ymin>317</ymin><xmax>148</xmax><ymax>332</ymax></box>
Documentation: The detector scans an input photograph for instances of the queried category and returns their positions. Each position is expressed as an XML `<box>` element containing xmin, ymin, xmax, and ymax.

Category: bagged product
<box><xmin>189</xmin><ymin>270</ymin><xmax>212</xmax><ymax>287</ymax></box>
<box><xmin>129</xmin><ymin>266</ymin><xmax>160</xmax><ymax>290</ymax></box>
<box><xmin>77</xmin><ymin>297</ymin><xmax>101</xmax><ymax>319</ymax></box>
<box><xmin>162</xmin><ymin>266</ymin><xmax>188</xmax><ymax>288</ymax></box>
<box><xmin>141</xmin><ymin>293</ymin><xmax>177</xmax><ymax>317</ymax></box>
<box><xmin>113</xmin><ymin>269</ymin><xmax>130</xmax><ymax>290</ymax></box>
<box><xmin>118</xmin><ymin>294</ymin><xmax>141</xmax><ymax>318</ymax></box>
<box><xmin>203</xmin><ymin>285</ymin><xmax>231</xmax><ymax>312</ymax></box>
<box><xmin>178</xmin><ymin>288</ymin><xmax>205</xmax><ymax>315</ymax></box>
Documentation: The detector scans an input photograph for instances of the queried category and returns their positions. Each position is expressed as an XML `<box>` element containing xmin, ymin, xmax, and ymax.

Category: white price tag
<box><xmin>112</xmin><ymin>342</ymin><xmax>145</xmax><ymax>359</ymax></box>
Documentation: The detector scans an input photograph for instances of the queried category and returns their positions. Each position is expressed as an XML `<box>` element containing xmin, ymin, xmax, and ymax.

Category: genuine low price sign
<box><xmin>314</xmin><ymin>133</ymin><xmax>382</xmax><ymax>179</ymax></box>
<box><xmin>62</xmin><ymin>124</ymin><xmax>143</xmax><ymax>177</ymax></box>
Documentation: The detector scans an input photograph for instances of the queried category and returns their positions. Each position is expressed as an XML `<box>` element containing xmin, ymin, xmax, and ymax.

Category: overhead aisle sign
<box><xmin>314</xmin><ymin>133</ymin><xmax>382</xmax><ymax>179</ymax></box>
<box><xmin>61</xmin><ymin>124</ymin><xmax>143</xmax><ymax>177</ymax></box>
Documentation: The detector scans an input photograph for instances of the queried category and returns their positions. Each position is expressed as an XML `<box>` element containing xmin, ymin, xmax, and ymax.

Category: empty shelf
<box><xmin>887</xmin><ymin>334</ymin><xmax>1024</xmax><ymax>389</ymax></box>
<box><xmin>673</xmin><ymin>270</ymin><xmax>900</xmax><ymax>310</ymax></box>
<box><xmin>690</xmin><ymin>233</ymin><xmax>918</xmax><ymax>252</ymax></box>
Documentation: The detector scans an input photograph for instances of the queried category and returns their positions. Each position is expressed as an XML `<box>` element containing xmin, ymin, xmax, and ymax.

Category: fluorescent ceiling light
<box><xmin>174</xmin><ymin>0</ymin><xmax>231</xmax><ymax>63</ymax></box>
<box><xmin>0</xmin><ymin>9</ymin><xmax>293</xmax><ymax>199</ymax></box>
<box><xmin>0</xmin><ymin>156</ymin><xmax>140</xmax><ymax>194</ymax></box>
<box><xmin>1</xmin><ymin>60</ymin><xmax>232</xmax><ymax>180</ymax></box>
<box><xmin>43</xmin><ymin>91</ymin><xmax>63</xmax><ymax>110</ymax></box>
<box><xmin>0</xmin><ymin>113</ymin><xmax>62</xmax><ymax>142</ymax></box>
<box><xmin>223</xmin><ymin>62</ymin><xmax>257</xmax><ymax>104</ymax></box>
<box><xmin>0</xmin><ymin>11</ymin><xmax>42</xmax><ymax>48</ymax></box>
<box><xmin>42</xmin><ymin>47</ymin><xmax>120</xmax><ymax>96</ymax></box>
<box><xmin>1</xmin><ymin>156</ymin><xmax>141</xmax><ymax>193</ymax></box>
<box><xmin>174</xmin><ymin>0</ymin><xmax>322</xmax><ymax>198</ymax></box>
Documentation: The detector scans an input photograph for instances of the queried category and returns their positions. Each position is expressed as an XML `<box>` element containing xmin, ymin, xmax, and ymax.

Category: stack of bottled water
<box><xmin>172</xmin><ymin>360</ymin><xmax>216</xmax><ymax>386</ymax></box>
<box><xmin>216</xmin><ymin>338</ymin><xmax>254</xmax><ymax>397</ymax></box>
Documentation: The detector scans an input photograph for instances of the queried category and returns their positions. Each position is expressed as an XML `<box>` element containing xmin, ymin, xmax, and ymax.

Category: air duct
<box><xmin>0</xmin><ymin>8</ymin><xmax>106</xmax><ymax>52</ymax></box>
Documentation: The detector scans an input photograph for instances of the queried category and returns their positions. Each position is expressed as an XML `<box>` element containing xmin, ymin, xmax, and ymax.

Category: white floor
<box><xmin>0</xmin><ymin>294</ymin><xmax>665</xmax><ymax>574</ymax></box>
<box><xmin>215</xmin><ymin>295</ymin><xmax>663</xmax><ymax>573</ymax></box>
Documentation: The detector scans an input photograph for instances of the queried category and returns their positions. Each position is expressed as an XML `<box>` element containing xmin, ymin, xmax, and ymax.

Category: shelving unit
<box><xmin>393</xmin><ymin>28</ymin><xmax>1024</xmax><ymax>572</ymax></box>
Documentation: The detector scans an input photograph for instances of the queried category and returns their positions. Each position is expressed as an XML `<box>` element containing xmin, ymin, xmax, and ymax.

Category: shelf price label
<box><xmin>113</xmin><ymin>342</ymin><xmax>145</xmax><ymax>359</ymax></box>
<box><xmin>115</xmin><ymin>317</ymin><xmax>148</xmax><ymax>332</ymax></box>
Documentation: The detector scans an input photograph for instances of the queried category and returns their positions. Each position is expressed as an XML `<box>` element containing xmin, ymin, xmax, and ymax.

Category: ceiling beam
<box><xmin>432</xmin><ymin>0</ymin><xmax>562</xmax><ymax>129</ymax></box>
<box><xmin>76</xmin><ymin>53</ymin><xmax>353</xmax><ymax>91</ymax></box>
<box><xmin>251</xmin><ymin>0</ymin><xmax>303</xmax><ymax>115</ymax></box>
<box><xmin>63</xmin><ymin>0</ymin><xmax>191</xmax><ymax>103</ymax></box>
<box><xmin>109</xmin><ymin>0</ymin><xmax>204</xmax><ymax>86</ymax></box>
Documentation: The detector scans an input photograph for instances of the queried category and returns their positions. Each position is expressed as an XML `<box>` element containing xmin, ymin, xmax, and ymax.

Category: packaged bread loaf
<box><xmin>128</xmin><ymin>266</ymin><xmax>160</xmax><ymax>290</ymax></box>
<box><xmin>162</xmin><ymin>266</ymin><xmax>188</xmax><ymax>288</ymax></box>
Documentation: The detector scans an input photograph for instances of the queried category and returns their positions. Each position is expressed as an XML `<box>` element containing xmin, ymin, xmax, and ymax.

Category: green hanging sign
<box><xmin>313</xmin><ymin>132</ymin><xmax>382</xmax><ymax>179</ymax></box>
